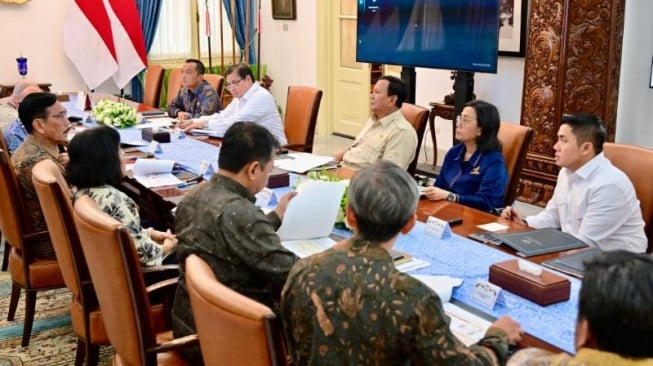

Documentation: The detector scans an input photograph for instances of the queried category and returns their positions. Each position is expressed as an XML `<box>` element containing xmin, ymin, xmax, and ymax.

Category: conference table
<box><xmin>65</xmin><ymin>95</ymin><xmax>579</xmax><ymax>355</ymax></box>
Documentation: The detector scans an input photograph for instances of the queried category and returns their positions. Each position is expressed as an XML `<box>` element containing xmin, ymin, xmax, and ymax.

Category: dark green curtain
<box><xmin>131</xmin><ymin>0</ymin><xmax>164</xmax><ymax>102</ymax></box>
<box><xmin>222</xmin><ymin>0</ymin><xmax>258</xmax><ymax>64</ymax></box>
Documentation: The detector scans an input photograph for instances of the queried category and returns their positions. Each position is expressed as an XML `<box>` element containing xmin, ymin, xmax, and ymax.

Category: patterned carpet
<box><xmin>0</xmin><ymin>247</ymin><xmax>113</xmax><ymax>365</ymax></box>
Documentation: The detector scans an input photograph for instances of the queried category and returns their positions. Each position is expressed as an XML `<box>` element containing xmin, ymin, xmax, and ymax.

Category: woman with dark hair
<box><xmin>67</xmin><ymin>126</ymin><xmax>177</xmax><ymax>266</ymax></box>
<box><xmin>423</xmin><ymin>100</ymin><xmax>508</xmax><ymax>212</ymax></box>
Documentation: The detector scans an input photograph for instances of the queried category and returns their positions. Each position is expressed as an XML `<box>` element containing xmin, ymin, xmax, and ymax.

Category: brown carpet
<box><xmin>0</xmin><ymin>249</ymin><xmax>113</xmax><ymax>365</ymax></box>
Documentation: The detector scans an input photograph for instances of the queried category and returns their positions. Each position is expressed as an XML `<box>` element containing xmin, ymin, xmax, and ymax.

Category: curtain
<box><xmin>131</xmin><ymin>0</ymin><xmax>164</xmax><ymax>102</ymax></box>
<box><xmin>222</xmin><ymin>0</ymin><xmax>257</xmax><ymax>65</ymax></box>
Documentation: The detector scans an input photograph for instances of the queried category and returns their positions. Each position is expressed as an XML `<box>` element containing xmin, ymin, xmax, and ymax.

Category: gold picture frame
<box><xmin>0</xmin><ymin>0</ymin><xmax>30</xmax><ymax>3</ymax></box>
<box><xmin>272</xmin><ymin>0</ymin><xmax>295</xmax><ymax>20</ymax></box>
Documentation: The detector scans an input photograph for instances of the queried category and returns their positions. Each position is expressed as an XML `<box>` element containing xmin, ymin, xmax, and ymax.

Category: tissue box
<box><xmin>267</xmin><ymin>167</ymin><xmax>289</xmax><ymax>188</ymax></box>
<box><xmin>141</xmin><ymin>128</ymin><xmax>170</xmax><ymax>143</ymax></box>
<box><xmin>489</xmin><ymin>259</ymin><xmax>570</xmax><ymax>306</ymax></box>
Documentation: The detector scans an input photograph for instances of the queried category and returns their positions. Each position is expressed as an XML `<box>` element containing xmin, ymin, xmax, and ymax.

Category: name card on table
<box><xmin>256</xmin><ymin>187</ymin><xmax>278</xmax><ymax>207</ymax></box>
<box><xmin>147</xmin><ymin>141</ymin><xmax>162</xmax><ymax>154</ymax></box>
<box><xmin>472</xmin><ymin>279</ymin><xmax>501</xmax><ymax>309</ymax></box>
<box><xmin>424</xmin><ymin>216</ymin><xmax>452</xmax><ymax>239</ymax></box>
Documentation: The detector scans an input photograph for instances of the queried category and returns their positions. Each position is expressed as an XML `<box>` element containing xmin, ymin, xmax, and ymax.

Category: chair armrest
<box><xmin>283</xmin><ymin>144</ymin><xmax>312</xmax><ymax>152</ymax></box>
<box><xmin>146</xmin><ymin>277</ymin><xmax>178</xmax><ymax>296</ymax></box>
<box><xmin>149</xmin><ymin>334</ymin><xmax>200</xmax><ymax>354</ymax></box>
<box><xmin>141</xmin><ymin>264</ymin><xmax>179</xmax><ymax>284</ymax></box>
<box><xmin>23</xmin><ymin>230</ymin><xmax>50</xmax><ymax>242</ymax></box>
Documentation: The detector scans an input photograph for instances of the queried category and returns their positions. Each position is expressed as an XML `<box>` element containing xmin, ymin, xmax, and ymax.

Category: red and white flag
<box><xmin>63</xmin><ymin>0</ymin><xmax>147</xmax><ymax>89</ymax></box>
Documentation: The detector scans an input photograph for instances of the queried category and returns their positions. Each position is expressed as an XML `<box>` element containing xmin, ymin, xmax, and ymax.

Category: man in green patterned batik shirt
<box><xmin>282</xmin><ymin>160</ymin><xmax>523</xmax><ymax>366</ymax></box>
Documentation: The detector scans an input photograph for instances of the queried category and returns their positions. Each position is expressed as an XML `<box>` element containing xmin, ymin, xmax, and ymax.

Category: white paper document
<box><xmin>131</xmin><ymin>159</ymin><xmax>182</xmax><ymax>188</ymax></box>
<box><xmin>134</xmin><ymin>173</ymin><xmax>183</xmax><ymax>188</ymax></box>
<box><xmin>443</xmin><ymin>302</ymin><xmax>492</xmax><ymax>346</ymax></box>
<box><xmin>134</xmin><ymin>118</ymin><xmax>177</xmax><ymax>129</ymax></box>
<box><xmin>274</xmin><ymin>152</ymin><xmax>336</xmax><ymax>174</ymax></box>
<box><xmin>412</xmin><ymin>275</ymin><xmax>463</xmax><ymax>303</ymax></box>
<box><xmin>277</xmin><ymin>180</ymin><xmax>347</xmax><ymax>241</ymax></box>
<box><xmin>188</xmin><ymin>129</ymin><xmax>224</xmax><ymax>138</ymax></box>
<box><xmin>281</xmin><ymin>237</ymin><xmax>336</xmax><ymax>258</ymax></box>
<box><xmin>132</xmin><ymin>159</ymin><xmax>175</xmax><ymax>175</ymax></box>
<box><xmin>477</xmin><ymin>222</ymin><xmax>510</xmax><ymax>232</ymax></box>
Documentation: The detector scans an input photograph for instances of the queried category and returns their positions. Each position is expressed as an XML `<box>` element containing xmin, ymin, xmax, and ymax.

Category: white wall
<box><xmin>616</xmin><ymin>0</ymin><xmax>653</xmax><ymax>148</ymax></box>
<box><xmin>259</xmin><ymin>0</ymin><xmax>317</xmax><ymax>114</ymax></box>
<box><xmin>0</xmin><ymin>1</ymin><xmax>120</xmax><ymax>94</ymax></box>
<box><xmin>415</xmin><ymin>58</ymin><xmax>525</xmax><ymax>152</ymax></box>
<box><xmin>1</xmin><ymin>0</ymin><xmax>651</xmax><ymax>150</ymax></box>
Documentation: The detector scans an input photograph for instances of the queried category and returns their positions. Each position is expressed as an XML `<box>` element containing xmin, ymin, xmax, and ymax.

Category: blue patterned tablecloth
<box><xmin>390</xmin><ymin>221</ymin><xmax>577</xmax><ymax>353</ymax></box>
<box><xmin>64</xmin><ymin>95</ymin><xmax>220</xmax><ymax>178</ymax></box>
<box><xmin>267</xmin><ymin>176</ymin><xmax>579</xmax><ymax>353</ymax></box>
<box><xmin>65</xmin><ymin>94</ymin><xmax>577</xmax><ymax>353</ymax></box>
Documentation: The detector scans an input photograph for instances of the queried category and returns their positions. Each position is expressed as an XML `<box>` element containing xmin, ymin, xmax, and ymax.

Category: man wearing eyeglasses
<box><xmin>10</xmin><ymin>92</ymin><xmax>72</xmax><ymax>259</ymax></box>
<box><xmin>178</xmin><ymin>63</ymin><xmax>288</xmax><ymax>145</ymax></box>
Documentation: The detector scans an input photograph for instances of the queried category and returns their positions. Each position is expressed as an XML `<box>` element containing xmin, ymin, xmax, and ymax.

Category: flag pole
<box><xmin>230</xmin><ymin>0</ymin><xmax>236</xmax><ymax>65</ymax></box>
<box><xmin>245</xmin><ymin>0</ymin><xmax>250</xmax><ymax>64</ymax></box>
<box><xmin>256</xmin><ymin>0</ymin><xmax>261</xmax><ymax>80</ymax></box>
<box><xmin>205</xmin><ymin>0</ymin><xmax>212</xmax><ymax>71</ymax></box>
<box><xmin>219</xmin><ymin>0</ymin><xmax>224</xmax><ymax>74</ymax></box>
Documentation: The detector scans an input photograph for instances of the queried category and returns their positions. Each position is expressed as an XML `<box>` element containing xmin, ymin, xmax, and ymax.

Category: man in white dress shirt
<box><xmin>502</xmin><ymin>113</ymin><xmax>647</xmax><ymax>253</ymax></box>
<box><xmin>178</xmin><ymin>64</ymin><xmax>287</xmax><ymax>145</ymax></box>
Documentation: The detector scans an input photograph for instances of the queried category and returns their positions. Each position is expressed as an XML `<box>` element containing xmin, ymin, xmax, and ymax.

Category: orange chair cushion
<box><xmin>71</xmin><ymin>301</ymin><xmax>167</xmax><ymax>345</ymax></box>
<box><xmin>9</xmin><ymin>249</ymin><xmax>64</xmax><ymax>288</ymax></box>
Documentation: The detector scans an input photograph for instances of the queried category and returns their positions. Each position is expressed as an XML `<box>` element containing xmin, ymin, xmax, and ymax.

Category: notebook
<box><xmin>471</xmin><ymin>228</ymin><xmax>588</xmax><ymax>257</ymax></box>
<box><xmin>541</xmin><ymin>247</ymin><xmax>602</xmax><ymax>278</ymax></box>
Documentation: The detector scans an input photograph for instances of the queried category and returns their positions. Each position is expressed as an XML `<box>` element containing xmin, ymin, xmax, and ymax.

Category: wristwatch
<box><xmin>446</xmin><ymin>192</ymin><xmax>456</xmax><ymax>202</ymax></box>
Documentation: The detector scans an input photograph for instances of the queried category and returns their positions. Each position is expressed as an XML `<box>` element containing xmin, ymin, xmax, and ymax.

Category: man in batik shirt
<box><xmin>167</xmin><ymin>58</ymin><xmax>220</xmax><ymax>119</ymax></box>
<box><xmin>171</xmin><ymin>122</ymin><xmax>298</xmax><ymax>365</ymax></box>
<box><xmin>11</xmin><ymin>92</ymin><xmax>70</xmax><ymax>259</ymax></box>
<box><xmin>282</xmin><ymin>161</ymin><xmax>523</xmax><ymax>366</ymax></box>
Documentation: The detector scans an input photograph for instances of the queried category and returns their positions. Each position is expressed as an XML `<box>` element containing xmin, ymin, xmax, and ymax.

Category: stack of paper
<box><xmin>130</xmin><ymin>159</ymin><xmax>183</xmax><ymax>188</ymax></box>
<box><xmin>274</xmin><ymin>152</ymin><xmax>336</xmax><ymax>174</ymax></box>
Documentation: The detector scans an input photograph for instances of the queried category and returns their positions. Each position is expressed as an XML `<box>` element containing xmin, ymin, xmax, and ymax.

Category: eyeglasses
<box><xmin>456</xmin><ymin>115</ymin><xmax>476</xmax><ymax>126</ymax></box>
<box><xmin>43</xmin><ymin>111</ymin><xmax>68</xmax><ymax>120</ymax></box>
<box><xmin>226</xmin><ymin>78</ymin><xmax>244</xmax><ymax>88</ymax></box>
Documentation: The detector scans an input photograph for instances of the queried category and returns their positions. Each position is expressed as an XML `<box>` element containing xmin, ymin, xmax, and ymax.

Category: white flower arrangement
<box><xmin>90</xmin><ymin>99</ymin><xmax>139</xmax><ymax>128</ymax></box>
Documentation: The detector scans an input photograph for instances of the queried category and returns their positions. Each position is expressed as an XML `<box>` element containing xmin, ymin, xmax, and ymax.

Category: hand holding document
<box><xmin>277</xmin><ymin>180</ymin><xmax>347</xmax><ymax>241</ymax></box>
<box><xmin>131</xmin><ymin>159</ymin><xmax>183</xmax><ymax>188</ymax></box>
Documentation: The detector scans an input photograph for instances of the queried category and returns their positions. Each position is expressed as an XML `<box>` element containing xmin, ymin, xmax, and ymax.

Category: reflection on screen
<box><xmin>357</xmin><ymin>0</ymin><xmax>500</xmax><ymax>73</ymax></box>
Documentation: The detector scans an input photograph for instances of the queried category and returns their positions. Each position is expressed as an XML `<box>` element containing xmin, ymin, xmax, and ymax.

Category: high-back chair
<box><xmin>0</xmin><ymin>150</ymin><xmax>65</xmax><ymax>347</ymax></box>
<box><xmin>33</xmin><ymin>160</ymin><xmax>178</xmax><ymax>365</ymax></box>
<box><xmin>603</xmin><ymin>142</ymin><xmax>653</xmax><ymax>253</ymax></box>
<box><xmin>283</xmin><ymin>86</ymin><xmax>323</xmax><ymax>153</ymax></box>
<box><xmin>166</xmin><ymin>68</ymin><xmax>183</xmax><ymax>107</ymax></box>
<box><xmin>497</xmin><ymin>122</ymin><xmax>534</xmax><ymax>206</ymax></box>
<box><xmin>185</xmin><ymin>254</ymin><xmax>288</xmax><ymax>366</ymax></box>
<box><xmin>143</xmin><ymin>64</ymin><xmax>165</xmax><ymax>108</ymax></box>
<box><xmin>203</xmin><ymin>74</ymin><xmax>225</xmax><ymax>98</ymax></box>
<box><xmin>401</xmin><ymin>102</ymin><xmax>430</xmax><ymax>175</ymax></box>
<box><xmin>73</xmin><ymin>196</ymin><xmax>196</xmax><ymax>366</ymax></box>
<box><xmin>32</xmin><ymin>159</ymin><xmax>107</xmax><ymax>366</ymax></box>
<box><xmin>0</xmin><ymin>133</ymin><xmax>10</xmax><ymax>271</ymax></box>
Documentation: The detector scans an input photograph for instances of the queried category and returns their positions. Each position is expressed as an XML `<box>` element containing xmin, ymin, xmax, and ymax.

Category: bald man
<box><xmin>3</xmin><ymin>83</ymin><xmax>43</xmax><ymax>153</ymax></box>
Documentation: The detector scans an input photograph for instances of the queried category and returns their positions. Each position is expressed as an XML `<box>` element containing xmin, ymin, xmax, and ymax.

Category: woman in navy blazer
<box><xmin>423</xmin><ymin>100</ymin><xmax>507</xmax><ymax>212</ymax></box>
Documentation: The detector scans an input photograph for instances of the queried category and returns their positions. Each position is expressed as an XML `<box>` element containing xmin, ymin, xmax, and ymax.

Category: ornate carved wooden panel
<box><xmin>518</xmin><ymin>0</ymin><xmax>625</xmax><ymax>206</ymax></box>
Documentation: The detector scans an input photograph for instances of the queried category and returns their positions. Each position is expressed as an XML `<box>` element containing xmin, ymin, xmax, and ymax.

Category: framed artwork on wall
<box><xmin>272</xmin><ymin>0</ymin><xmax>296</xmax><ymax>20</ymax></box>
<box><xmin>498</xmin><ymin>0</ymin><xmax>527</xmax><ymax>57</ymax></box>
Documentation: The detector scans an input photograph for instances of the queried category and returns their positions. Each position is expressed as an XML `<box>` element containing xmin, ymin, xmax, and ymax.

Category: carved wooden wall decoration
<box><xmin>517</xmin><ymin>0</ymin><xmax>625</xmax><ymax>206</ymax></box>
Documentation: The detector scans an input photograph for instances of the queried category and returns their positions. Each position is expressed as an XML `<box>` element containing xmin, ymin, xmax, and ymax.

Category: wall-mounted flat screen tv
<box><xmin>357</xmin><ymin>0</ymin><xmax>500</xmax><ymax>73</ymax></box>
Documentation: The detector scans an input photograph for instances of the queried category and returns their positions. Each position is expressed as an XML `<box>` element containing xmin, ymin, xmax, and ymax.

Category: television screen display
<box><xmin>357</xmin><ymin>0</ymin><xmax>500</xmax><ymax>73</ymax></box>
